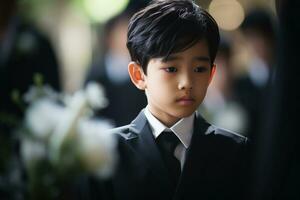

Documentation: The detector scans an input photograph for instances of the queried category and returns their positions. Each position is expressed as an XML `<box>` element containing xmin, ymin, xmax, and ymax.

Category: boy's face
<box><xmin>141</xmin><ymin>40</ymin><xmax>215</xmax><ymax>126</ymax></box>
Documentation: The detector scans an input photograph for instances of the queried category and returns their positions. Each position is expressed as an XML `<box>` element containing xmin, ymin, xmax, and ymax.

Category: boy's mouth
<box><xmin>176</xmin><ymin>96</ymin><xmax>195</xmax><ymax>105</ymax></box>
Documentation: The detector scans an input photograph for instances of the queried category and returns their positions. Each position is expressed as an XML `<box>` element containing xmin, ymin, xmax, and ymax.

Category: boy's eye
<box><xmin>194</xmin><ymin>66</ymin><xmax>208</xmax><ymax>73</ymax></box>
<box><xmin>164</xmin><ymin>67</ymin><xmax>177</xmax><ymax>73</ymax></box>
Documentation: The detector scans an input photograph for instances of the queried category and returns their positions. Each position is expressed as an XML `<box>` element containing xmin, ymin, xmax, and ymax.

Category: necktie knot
<box><xmin>158</xmin><ymin>131</ymin><xmax>180</xmax><ymax>155</ymax></box>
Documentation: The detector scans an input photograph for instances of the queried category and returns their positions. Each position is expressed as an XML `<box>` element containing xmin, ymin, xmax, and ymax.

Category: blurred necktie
<box><xmin>157</xmin><ymin>131</ymin><xmax>181</xmax><ymax>187</ymax></box>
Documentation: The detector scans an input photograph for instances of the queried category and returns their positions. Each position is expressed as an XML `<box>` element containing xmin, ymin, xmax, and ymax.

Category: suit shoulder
<box><xmin>206</xmin><ymin>125</ymin><xmax>248</xmax><ymax>144</ymax></box>
<box><xmin>108</xmin><ymin>125</ymin><xmax>137</xmax><ymax>140</ymax></box>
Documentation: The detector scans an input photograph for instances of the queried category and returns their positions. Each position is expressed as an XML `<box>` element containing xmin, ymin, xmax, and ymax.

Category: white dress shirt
<box><xmin>144</xmin><ymin>106</ymin><xmax>195</xmax><ymax>169</ymax></box>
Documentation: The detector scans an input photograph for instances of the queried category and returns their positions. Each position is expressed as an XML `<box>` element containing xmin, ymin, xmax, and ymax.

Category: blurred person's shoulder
<box><xmin>205</xmin><ymin>124</ymin><xmax>249</xmax><ymax>144</ymax></box>
<box><xmin>197</xmin><ymin>113</ymin><xmax>248</xmax><ymax>145</ymax></box>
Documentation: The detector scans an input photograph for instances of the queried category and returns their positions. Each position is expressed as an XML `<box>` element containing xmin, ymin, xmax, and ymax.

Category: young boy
<box><xmin>87</xmin><ymin>1</ymin><xmax>250</xmax><ymax>200</ymax></box>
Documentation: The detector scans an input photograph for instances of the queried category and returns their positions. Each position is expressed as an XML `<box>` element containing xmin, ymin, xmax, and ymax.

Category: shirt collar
<box><xmin>144</xmin><ymin>106</ymin><xmax>194</xmax><ymax>148</ymax></box>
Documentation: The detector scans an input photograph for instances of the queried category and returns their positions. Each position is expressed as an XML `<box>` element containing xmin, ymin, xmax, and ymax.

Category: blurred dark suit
<box><xmin>233</xmin><ymin>9</ymin><xmax>276</xmax><ymax>138</ymax></box>
<box><xmin>85</xmin><ymin>59</ymin><xmax>146</xmax><ymax>126</ymax></box>
<box><xmin>84</xmin><ymin>8</ymin><xmax>147</xmax><ymax>127</ymax></box>
<box><xmin>233</xmin><ymin>74</ymin><xmax>269</xmax><ymax>137</ymax></box>
<box><xmin>0</xmin><ymin>17</ymin><xmax>61</xmax><ymax>135</ymax></box>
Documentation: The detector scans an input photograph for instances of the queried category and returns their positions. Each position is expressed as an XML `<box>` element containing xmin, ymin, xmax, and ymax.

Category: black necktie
<box><xmin>157</xmin><ymin>131</ymin><xmax>181</xmax><ymax>186</ymax></box>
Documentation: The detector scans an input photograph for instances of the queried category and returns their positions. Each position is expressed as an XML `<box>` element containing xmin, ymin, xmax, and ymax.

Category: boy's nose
<box><xmin>178</xmin><ymin>75</ymin><xmax>193</xmax><ymax>90</ymax></box>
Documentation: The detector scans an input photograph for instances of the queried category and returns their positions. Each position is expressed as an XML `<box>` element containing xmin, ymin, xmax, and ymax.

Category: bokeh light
<box><xmin>83</xmin><ymin>0</ymin><xmax>129</xmax><ymax>23</ymax></box>
<box><xmin>209</xmin><ymin>0</ymin><xmax>245</xmax><ymax>31</ymax></box>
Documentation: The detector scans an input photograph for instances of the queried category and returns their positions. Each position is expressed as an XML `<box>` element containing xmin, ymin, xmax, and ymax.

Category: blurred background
<box><xmin>0</xmin><ymin>0</ymin><xmax>278</xmax><ymax>129</ymax></box>
<box><xmin>11</xmin><ymin>0</ymin><xmax>277</xmax><ymax>91</ymax></box>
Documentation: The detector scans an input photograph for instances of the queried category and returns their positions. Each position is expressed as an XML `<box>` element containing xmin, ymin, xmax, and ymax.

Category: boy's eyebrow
<box><xmin>161</xmin><ymin>55</ymin><xmax>211</xmax><ymax>62</ymax></box>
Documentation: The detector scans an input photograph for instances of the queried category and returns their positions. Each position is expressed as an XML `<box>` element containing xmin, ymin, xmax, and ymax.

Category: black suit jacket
<box><xmin>85</xmin><ymin>110</ymin><xmax>250</xmax><ymax>200</ymax></box>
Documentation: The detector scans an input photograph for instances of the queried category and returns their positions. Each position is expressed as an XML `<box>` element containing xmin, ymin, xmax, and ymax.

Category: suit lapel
<box><xmin>128</xmin><ymin>110</ymin><xmax>174</xmax><ymax>195</ymax></box>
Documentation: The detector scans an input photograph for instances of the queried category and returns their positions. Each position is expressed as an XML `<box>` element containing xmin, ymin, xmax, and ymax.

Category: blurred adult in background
<box><xmin>85</xmin><ymin>1</ymin><xmax>148</xmax><ymax>127</ymax></box>
<box><xmin>199</xmin><ymin>36</ymin><xmax>247</xmax><ymax>134</ymax></box>
<box><xmin>0</xmin><ymin>0</ymin><xmax>61</xmax><ymax>134</ymax></box>
<box><xmin>248</xmin><ymin>0</ymin><xmax>300</xmax><ymax>199</ymax></box>
<box><xmin>233</xmin><ymin>9</ymin><xmax>277</xmax><ymax>138</ymax></box>
<box><xmin>0</xmin><ymin>0</ymin><xmax>61</xmax><ymax>198</ymax></box>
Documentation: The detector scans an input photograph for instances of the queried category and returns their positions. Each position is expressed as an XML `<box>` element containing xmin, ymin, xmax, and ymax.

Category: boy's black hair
<box><xmin>127</xmin><ymin>0</ymin><xmax>220</xmax><ymax>73</ymax></box>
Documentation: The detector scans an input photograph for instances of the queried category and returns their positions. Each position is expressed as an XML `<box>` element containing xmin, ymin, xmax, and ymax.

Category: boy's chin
<box><xmin>173</xmin><ymin>109</ymin><xmax>196</xmax><ymax>118</ymax></box>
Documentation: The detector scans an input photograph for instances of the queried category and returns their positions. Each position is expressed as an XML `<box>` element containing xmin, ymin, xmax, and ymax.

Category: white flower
<box><xmin>49</xmin><ymin>91</ymin><xmax>89</xmax><ymax>164</ymax></box>
<box><xmin>85</xmin><ymin>82</ymin><xmax>108</xmax><ymax>110</ymax></box>
<box><xmin>21</xmin><ymin>81</ymin><xmax>117</xmax><ymax>181</ymax></box>
<box><xmin>77</xmin><ymin>118</ymin><xmax>117</xmax><ymax>178</ymax></box>
<box><xmin>21</xmin><ymin>138</ymin><xmax>46</xmax><ymax>168</ymax></box>
<box><xmin>25</xmin><ymin>98</ymin><xmax>64</xmax><ymax>140</ymax></box>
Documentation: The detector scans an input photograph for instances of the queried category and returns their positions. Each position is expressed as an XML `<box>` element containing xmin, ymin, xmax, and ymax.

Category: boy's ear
<box><xmin>209</xmin><ymin>64</ymin><xmax>216</xmax><ymax>84</ymax></box>
<box><xmin>128</xmin><ymin>61</ymin><xmax>146</xmax><ymax>90</ymax></box>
